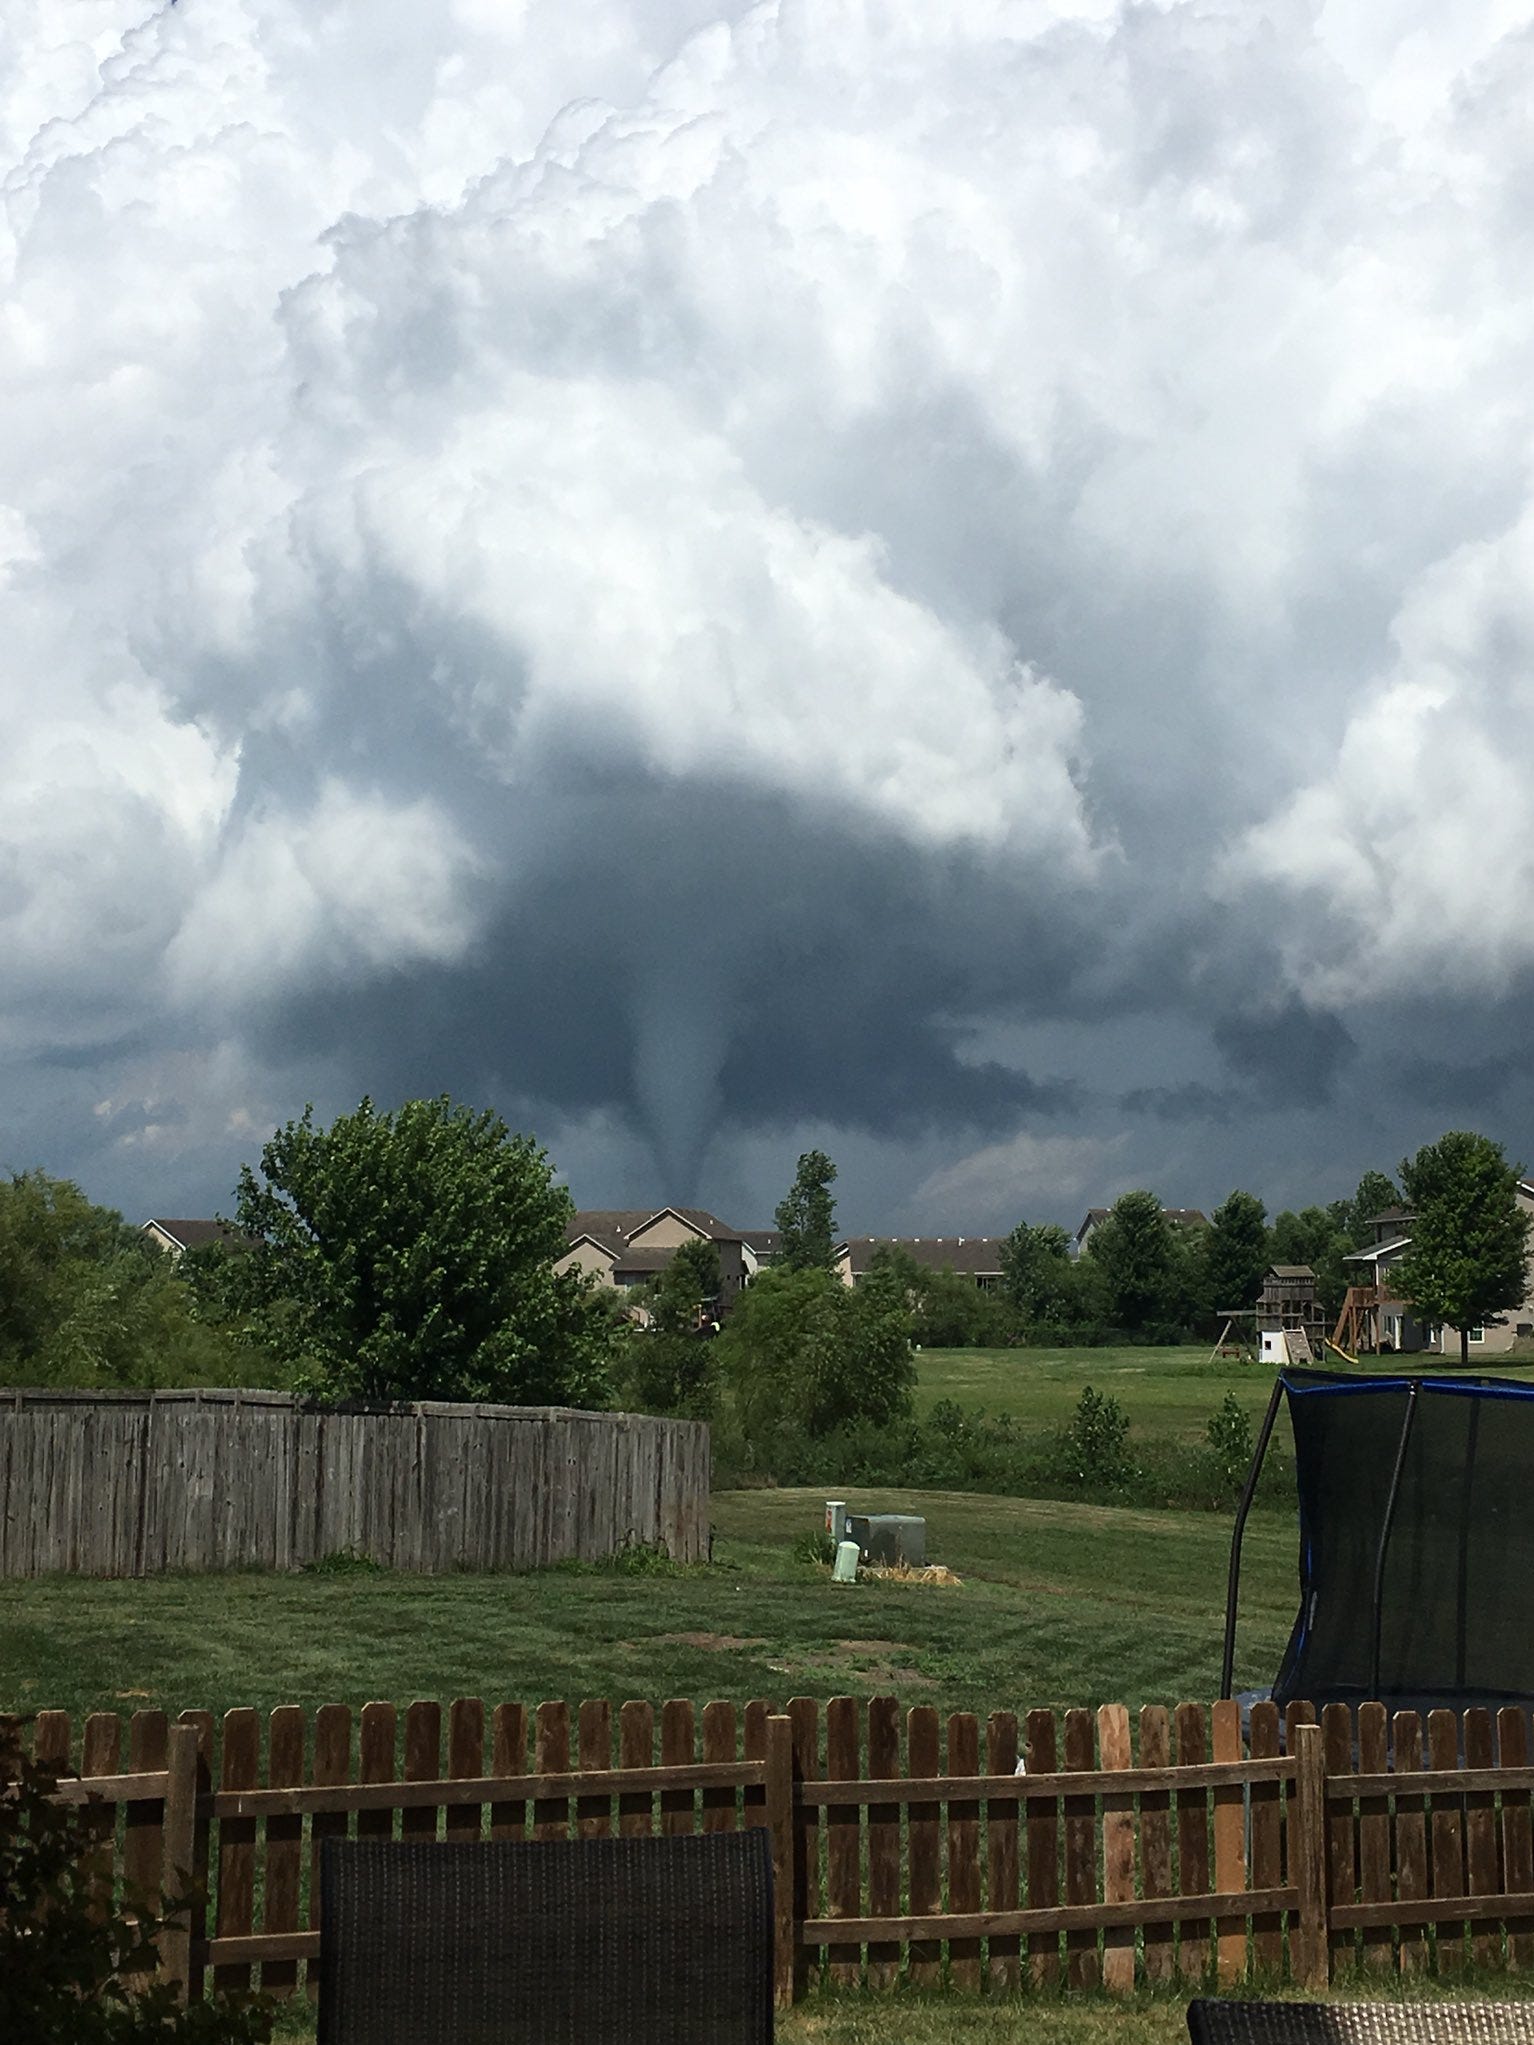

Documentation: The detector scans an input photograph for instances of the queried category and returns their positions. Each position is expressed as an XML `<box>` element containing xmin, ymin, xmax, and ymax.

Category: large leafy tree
<box><xmin>1000</xmin><ymin>1221</ymin><xmax>1077</xmax><ymax>1322</ymax></box>
<box><xmin>1347</xmin><ymin>1169</ymin><xmax>1401</xmax><ymax>1243</ymax></box>
<box><xmin>1396</xmin><ymin>1131</ymin><xmax>1532</xmax><ymax>1367</ymax></box>
<box><xmin>1205</xmin><ymin>1190</ymin><xmax>1270</xmax><ymax>1311</ymax></box>
<box><xmin>773</xmin><ymin>1150</ymin><xmax>839</xmax><ymax>1272</ymax></box>
<box><xmin>717</xmin><ymin>1264</ymin><xmax>913</xmax><ymax>1445</ymax></box>
<box><xmin>0</xmin><ymin>1171</ymin><xmax>246</xmax><ymax>1389</ymax></box>
<box><xmin>224</xmin><ymin>1097</ymin><xmax>614</xmax><ymax>1406</ymax></box>
<box><xmin>1086</xmin><ymin>1191</ymin><xmax>1185</xmax><ymax>1333</ymax></box>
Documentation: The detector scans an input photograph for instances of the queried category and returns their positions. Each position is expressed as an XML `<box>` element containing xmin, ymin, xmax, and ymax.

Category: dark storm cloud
<box><xmin>8</xmin><ymin>2</ymin><xmax>1534</xmax><ymax>1226</ymax></box>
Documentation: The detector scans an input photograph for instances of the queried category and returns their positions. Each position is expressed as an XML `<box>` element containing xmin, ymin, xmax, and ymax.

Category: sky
<box><xmin>4</xmin><ymin>0</ymin><xmax>1534</xmax><ymax>1235</ymax></box>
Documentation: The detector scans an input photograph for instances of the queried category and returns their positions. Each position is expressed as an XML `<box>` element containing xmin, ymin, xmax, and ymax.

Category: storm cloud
<box><xmin>5</xmin><ymin>1</ymin><xmax>1534</xmax><ymax>1229</ymax></box>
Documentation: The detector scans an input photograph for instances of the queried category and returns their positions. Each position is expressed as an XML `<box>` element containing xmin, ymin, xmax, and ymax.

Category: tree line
<box><xmin>2</xmin><ymin>1109</ymin><xmax>1528</xmax><ymax>1435</ymax></box>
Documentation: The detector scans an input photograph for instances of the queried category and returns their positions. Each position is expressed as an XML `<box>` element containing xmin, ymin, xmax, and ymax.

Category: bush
<box><xmin>1051</xmin><ymin>1386</ymin><xmax>1132</xmax><ymax>1487</ymax></box>
<box><xmin>1</xmin><ymin>1721</ymin><xmax>272</xmax><ymax>2042</ymax></box>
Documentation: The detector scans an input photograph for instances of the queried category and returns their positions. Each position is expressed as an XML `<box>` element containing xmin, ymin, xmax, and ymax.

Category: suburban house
<box><xmin>833</xmin><ymin>1237</ymin><xmax>1007</xmax><ymax>1290</ymax></box>
<box><xmin>141</xmin><ymin>1218</ymin><xmax>249</xmax><ymax>1257</ymax></box>
<box><xmin>1071</xmin><ymin>1207</ymin><xmax>1208</xmax><ymax>1257</ymax></box>
<box><xmin>556</xmin><ymin>1208</ymin><xmax>760</xmax><ymax>1312</ymax></box>
<box><xmin>1336</xmin><ymin>1187</ymin><xmax>1534</xmax><ymax>1356</ymax></box>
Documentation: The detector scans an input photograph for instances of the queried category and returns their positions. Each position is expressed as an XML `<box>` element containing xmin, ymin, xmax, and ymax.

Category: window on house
<box><xmin>1469</xmin><ymin>1326</ymin><xmax>1485</xmax><ymax>1344</ymax></box>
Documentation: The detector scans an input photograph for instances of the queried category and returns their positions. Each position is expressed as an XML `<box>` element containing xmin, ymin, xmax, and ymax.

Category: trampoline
<box><xmin>1223</xmin><ymin>1365</ymin><xmax>1534</xmax><ymax>1718</ymax></box>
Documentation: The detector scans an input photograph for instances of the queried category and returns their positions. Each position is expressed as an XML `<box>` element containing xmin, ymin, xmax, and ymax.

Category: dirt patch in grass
<box><xmin>643</xmin><ymin>1631</ymin><xmax>769</xmax><ymax>1652</ymax></box>
<box><xmin>766</xmin><ymin>1646</ymin><xmax>936</xmax><ymax>1690</ymax></box>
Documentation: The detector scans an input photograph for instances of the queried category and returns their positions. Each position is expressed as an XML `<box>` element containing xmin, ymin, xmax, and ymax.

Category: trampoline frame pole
<box><xmin>1221</xmin><ymin>1372</ymin><xmax>1286</xmax><ymax>1701</ymax></box>
<box><xmin>1371</xmin><ymin>1379</ymin><xmax>1420</xmax><ymax>1704</ymax></box>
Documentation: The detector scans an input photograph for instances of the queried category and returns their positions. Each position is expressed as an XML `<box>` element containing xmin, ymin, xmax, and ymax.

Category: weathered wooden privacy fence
<box><xmin>0</xmin><ymin>1388</ymin><xmax>709</xmax><ymax>1575</ymax></box>
<box><xmin>26</xmin><ymin>1693</ymin><xmax>1534</xmax><ymax>2008</ymax></box>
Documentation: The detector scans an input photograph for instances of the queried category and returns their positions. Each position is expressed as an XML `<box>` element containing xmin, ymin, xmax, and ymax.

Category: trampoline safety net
<box><xmin>1274</xmin><ymin>1365</ymin><xmax>1534</xmax><ymax>1714</ymax></box>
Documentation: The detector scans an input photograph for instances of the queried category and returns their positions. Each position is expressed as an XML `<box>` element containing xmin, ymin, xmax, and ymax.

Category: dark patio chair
<box><xmin>1189</xmin><ymin>2001</ymin><xmax>1534</xmax><ymax>2045</ymax></box>
<box><xmin>318</xmin><ymin>1827</ymin><xmax>773</xmax><ymax>2044</ymax></box>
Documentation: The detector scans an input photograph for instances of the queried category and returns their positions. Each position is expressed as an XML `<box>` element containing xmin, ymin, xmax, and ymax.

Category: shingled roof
<box><xmin>837</xmin><ymin>1236</ymin><xmax>1006</xmax><ymax>1277</ymax></box>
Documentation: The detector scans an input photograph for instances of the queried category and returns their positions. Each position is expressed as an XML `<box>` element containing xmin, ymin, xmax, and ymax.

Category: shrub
<box><xmin>1051</xmin><ymin>1385</ymin><xmax>1132</xmax><ymax>1487</ymax></box>
<box><xmin>0</xmin><ymin>1721</ymin><xmax>272</xmax><ymax>2043</ymax></box>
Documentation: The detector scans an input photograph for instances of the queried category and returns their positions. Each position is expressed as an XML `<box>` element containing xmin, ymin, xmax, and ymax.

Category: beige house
<box><xmin>1339</xmin><ymin>1184</ymin><xmax>1534</xmax><ymax>1356</ymax></box>
<box><xmin>141</xmin><ymin>1218</ymin><xmax>250</xmax><ymax>1257</ymax></box>
<box><xmin>557</xmin><ymin>1207</ymin><xmax>758</xmax><ymax>1312</ymax></box>
<box><xmin>833</xmin><ymin>1236</ymin><xmax>1007</xmax><ymax>1290</ymax></box>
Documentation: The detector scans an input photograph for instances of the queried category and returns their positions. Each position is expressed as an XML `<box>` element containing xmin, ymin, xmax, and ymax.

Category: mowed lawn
<box><xmin>916</xmin><ymin>1342</ymin><xmax>1534</xmax><ymax>1437</ymax></box>
<box><xmin>0</xmin><ymin>1484</ymin><xmax>1298</xmax><ymax>1729</ymax></box>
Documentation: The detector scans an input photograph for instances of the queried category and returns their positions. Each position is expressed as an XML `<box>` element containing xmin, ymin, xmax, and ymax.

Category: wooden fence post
<box><xmin>1291</xmin><ymin>1720</ymin><xmax>1329</xmax><ymax>1990</ymax></box>
<box><xmin>159</xmin><ymin>1722</ymin><xmax>201</xmax><ymax>2003</ymax></box>
<box><xmin>765</xmin><ymin>1713</ymin><xmax>796</xmax><ymax>2009</ymax></box>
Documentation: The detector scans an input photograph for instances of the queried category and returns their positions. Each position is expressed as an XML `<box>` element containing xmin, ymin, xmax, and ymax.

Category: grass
<box><xmin>0</xmin><ymin>1484</ymin><xmax>1299</xmax><ymax>1727</ymax></box>
<box><xmin>909</xmin><ymin>1345</ymin><xmax>1280</xmax><ymax>1436</ymax></box>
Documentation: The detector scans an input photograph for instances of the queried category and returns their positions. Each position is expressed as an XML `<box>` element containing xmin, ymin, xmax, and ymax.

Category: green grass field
<box><xmin>909</xmin><ymin>1344</ymin><xmax>1278</xmax><ymax>1434</ymax></box>
<box><xmin>0</xmin><ymin>1483</ymin><xmax>1299</xmax><ymax>1727</ymax></box>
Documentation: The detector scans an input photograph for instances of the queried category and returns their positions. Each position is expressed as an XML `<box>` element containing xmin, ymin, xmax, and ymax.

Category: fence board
<box><xmin>1026</xmin><ymin>1708</ymin><xmax>1060</xmax><ymax>1986</ymax></box>
<box><xmin>490</xmin><ymin>1703</ymin><xmax>527</xmax><ymax>1841</ymax></box>
<box><xmin>1099</xmin><ymin>1704</ymin><xmax>1134</xmax><ymax>1994</ymax></box>
<box><xmin>262</xmin><ymin>1707</ymin><xmax>305</xmax><ymax>1998</ymax></box>
<box><xmin>1429</xmin><ymin>1708</ymin><xmax>1466</xmax><ymax>1972</ymax></box>
<box><xmin>620</xmin><ymin>1701</ymin><xmax>654</xmax><ymax>1838</ymax></box>
<box><xmin>662</xmin><ymin>1699</ymin><xmax>695</xmax><ymax>1839</ymax></box>
<box><xmin>867</xmin><ymin>1695</ymin><xmax>900</xmax><ymax>1991</ymax></box>
<box><xmin>403</xmin><ymin>1701</ymin><xmax>441</xmax><ymax>1847</ymax></box>
<box><xmin>702</xmin><ymin>1702</ymin><xmax>736</xmax><ymax>1835</ymax></box>
<box><xmin>1501</xmin><ymin>1708</ymin><xmax>1534</xmax><ymax>1970</ymax></box>
<box><xmin>947</xmin><ymin>1711</ymin><xmax>982</xmax><ymax>1991</ymax></box>
<box><xmin>1063</xmin><ymin>1706</ymin><xmax>1098</xmax><ymax>1989</ymax></box>
<box><xmin>1357</xmin><ymin>1702</ymin><xmax>1391</xmax><ymax>1976</ymax></box>
<box><xmin>534</xmin><ymin>1701</ymin><xmax>570</xmax><ymax>1841</ymax></box>
<box><xmin>81</xmin><ymin>1711</ymin><xmax>122</xmax><ymax>1924</ymax></box>
<box><xmin>1139</xmin><ymin>1705</ymin><xmax>1174</xmax><ymax>1983</ymax></box>
<box><xmin>1175</xmin><ymin>1702</ymin><xmax>1209</xmax><ymax>1981</ymax></box>
<box><xmin>789</xmin><ymin>1695</ymin><xmax>819</xmax><ymax>1995</ymax></box>
<box><xmin>1247</xmin><ymin>1701</ymin><xmax>1282</xmax><ymax>1973</ymax></box>
<box><xmin>448</xmin><ymin>1698</ymin><xmax>486</xmax><ymax>1844</ymax></box>
<box><xmin>986</xmin><ymin>1710</ymin><xmax>1021</xmax><ymax>1992</ymax></box>
<box><xmin>827</xmin><ymin>1697</ymin><xmax>862</xmax><ymax>1986</ymax></box>
<box><xmin>577</xmin><ymin>1700</ymin><xmax>611</xmax><ymax>1841</ymax></box>
<box><xmin>177</xmin><ymin>1708</ymin><xmax>214</xmax><ymax>2003</ymax></box>
<box><xmin>123</xmin><ymin>1709</ymin><xmax>169</xmax><ymax>1920</ymax></box>
<box><xmin>1393</xmin><ymin>1710</ymin><xmax>1427</xmax><ymax>1977</ymax></box>
<box><xmin>1323</xmin><ymin>1703</ymin><xmax>1357</xmax><ymax>1977</ymax></box>
<box><xmin>1464</xmin><ymin>1708</ymin><xmax>1498</xmax><ymax>1968</ymax></box>
<box><xmin>357</xmin><ymin>1702</ymin><xmax>397</xmax><ymax>1849</ymax></box>
<box><xmin>743</xmin><ymin>1699</ymin><xmax>768</xmax><ymax>1836</ymax></box>
<box><xmin>1212</xmin><ymin>1698</ymin><xmax>1245</xmax><ymax>1985</ymax></box>
<box><xmin>307</xmin><ymin>1703</ymin><xmax>350</xmax><ymax>2003</ymax></box>
<box><xmin>908</xmin><ymin>1705</ymin><xmax>942</xmax><ymax>1988</ymax></box>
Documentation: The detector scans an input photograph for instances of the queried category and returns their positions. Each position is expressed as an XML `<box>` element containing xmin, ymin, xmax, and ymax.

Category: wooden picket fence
<box><xmin>23</xmin><ymin>1694</ymin><xmax>1534</xmax><ymax>2008</ymax></box>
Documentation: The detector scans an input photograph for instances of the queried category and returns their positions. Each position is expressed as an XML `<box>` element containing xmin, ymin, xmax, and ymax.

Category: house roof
<box><xmin>837</xmin><ymin>1236</ymin><xmax>1006</xmax><ymax>1277</ymax></box>
<box><xmin>566</xmin><ymin>1207</ymin><xmax>746</xmax><ymax>1258</ymax></box>
<box><xmin>1344</xmin><ymin>1237</ymin><xmax>1412</xmax><ymax>1264</ymax></box>
<box><xmin>142</xmin><ymin>1218</ymin><xmax>250</xmax><ymax>1253</ymax></box>
<box><xmin>738</xmin><ymin>1229</ymin><xmax>783</xmax><ymax>1255</ymax></box>
<box><xmin>611</xmin><ymin>1247</ymin><xmax>677</xmax><ymax>1275</ymax></box>
<box><xmin>1267</xmin><ymin>1264</ymin><xmax>1317</xmax><ymax>1280</ymax></box>
<box><xmin>1075</xmin><ymin>1205</ymin><xmax>1208</xmax><ymax>1238</ymax></box>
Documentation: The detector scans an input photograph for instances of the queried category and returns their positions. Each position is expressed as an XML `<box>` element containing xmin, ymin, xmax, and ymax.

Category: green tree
<box><xmin>1205</xmin><ymin>1190</ymin><xmax>1269</xmax><ymax>1311</ymax></box>
<box><xmin>774</xmin><ymin>1150</ymin><xmax>838</xmax><ymax>1272</ymax></box>
<box><xmin>1000</xmin><ymin>1221</ymin><xmax>1078</xmax><ymax>1322</ymax></box>
<box><xmin>1086</xmin><ymin>1191</ymin><xmax>1182</xmax><ymax>1333</ymax></box>
<box><xmin>0</xmin><ymin>1171</ymin><xmax>253</xmax><ymax>1389</ymax></box>
<box><xmin>1396</xmin><ymin>1131</ymin><xmax>1533</xmax><ymax>1367</ymax></box>
<box><xmin>717</xmin><ymin>1264</ymin><xmax>913</xmax><ymax>1445</ymax></box>
<box><xmin>1</xmin><ymin>1723</ymin><xmax>271</xmax><ymax>2042</ymax></box>
<box><xmin>618</xmin><ymin>1238</ymin><xmax>722</xmax><ymax>1417</ymax></box>
<box><xmin>1347</xmin><ymin>1169</ymin><xmax>1401</xmax><ymax>1244</ymax></box>
<box><xmin>225</xmin><ymin>1097</ymin><xmax>614</xmax><ymax>1406</ymax></box>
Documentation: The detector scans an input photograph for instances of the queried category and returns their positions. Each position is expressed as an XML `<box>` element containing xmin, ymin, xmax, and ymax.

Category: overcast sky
<box><xmin>5</xmin><ymin>0</ymin><xmax>1534</xmax><ymax>1235</ymax></box>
